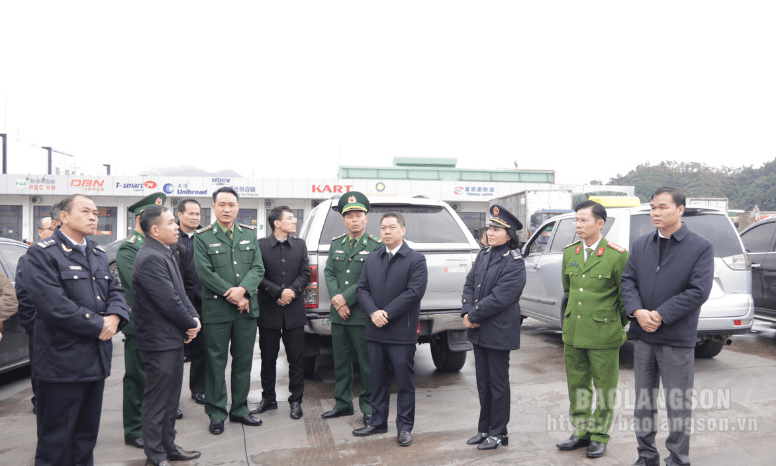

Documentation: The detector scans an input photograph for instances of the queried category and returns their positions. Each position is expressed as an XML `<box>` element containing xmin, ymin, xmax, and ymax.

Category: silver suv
<box><xmin>299</xmin><ymin>197</ymin><xmax>479</xmax><ymax>374</ymax></box>
<box><xmin>520</xmin><ymin>206</ymin><xmax>753</xmax><ymax>358</ymax></box>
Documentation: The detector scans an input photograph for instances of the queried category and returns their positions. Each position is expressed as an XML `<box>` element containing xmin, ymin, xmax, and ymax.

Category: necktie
<box><xmin>585</xmin><ymin>248</ymin><xmax>593</xmax><ymax>262</ymax></box>
<box><xmin>75</xmin><ymin>244</ymin><xmax>87</xmax><ymax>256</ymax></box>
<box><xmin>350</xmin><ymin>238</ymin><xmax>357</xmax><ymax>250</ymax></box>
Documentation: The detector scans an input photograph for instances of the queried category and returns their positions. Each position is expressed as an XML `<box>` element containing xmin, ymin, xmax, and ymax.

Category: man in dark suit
<box><xmin>132</xmin><ymin>205</ymin><xmax>202</xmax><ymax>466</ymax></box>
<box><xmin>22</xmin><ymin>194</ymin><xmax>130</xmax><ymax>466</ymax></box>
<box><xmin>354</xmin><ymin>212</ymin><xmax>428</xmax><ymax>447</ymax></box>
<box><xmin>251</xmin><ymin>206</ymin><xmax>311</xmax><ymax>419</ymax></box>
<box><xmin>176</xmin><ymin>198</ymin><xmax>206</xmax><ymax>404</ymax></box>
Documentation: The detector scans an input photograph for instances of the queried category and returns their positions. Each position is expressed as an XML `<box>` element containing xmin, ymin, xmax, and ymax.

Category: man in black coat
<box><xmin>21</xmin><ymin>194</ymin><xmax>130</xmax><ymax>466</ymax></box>
<box><xmin>354</xmin><ymin>212</ymin><xmax>428</xmax><ymax>447</ymax></box>
<box><xmin>132</xmin><ymin>205</ymin><xmax>202</xmax><ymax>466</ymax></box>
<box><xmin>251</xmin><ymin>206</ymin><xmax>311</xmax><ymax>420</ymax></box>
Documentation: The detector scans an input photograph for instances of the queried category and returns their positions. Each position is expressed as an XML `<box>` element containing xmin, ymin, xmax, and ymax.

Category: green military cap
<box><xmin>128</xmin><ymin>192</ymin><xmax>167</xmax><ymax>216</ymax></box>
<box><xmin>337</xmin><ymin>191</ymin><xmax>370</xmax><ymax>215</ymax></box>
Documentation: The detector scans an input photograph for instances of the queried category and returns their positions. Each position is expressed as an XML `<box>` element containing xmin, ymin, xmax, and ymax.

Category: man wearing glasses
<box><xmin>252</xmin><ymin>206</ymin><xmax>311</xmax><ymax>420</ymax></box>
<box><xmin>37</xmin><ymin>217</ymin><xmax>56</xmax><ymax>241</ymax></box>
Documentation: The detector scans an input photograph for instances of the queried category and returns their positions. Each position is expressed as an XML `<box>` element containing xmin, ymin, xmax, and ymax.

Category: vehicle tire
<box><xmin>694</xmin><ymin>339</ymin><xmax>724</xmax><ymax>358</ymax></box>
<box><xmin>520</xmin><ymin>315</ymin><xmax>526</xmax><ymax>326</ymax></box>
<box><xmin>430</xmin><ymin>332</ymin><xmax>467</xmax><ymax>372</ymax></box>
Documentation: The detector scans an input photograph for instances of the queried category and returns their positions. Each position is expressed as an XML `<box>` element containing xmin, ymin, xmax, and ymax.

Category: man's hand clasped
<box><xmin>633</xmin><ymin>309</ymin><xmax>662</xmax><ymax>332</ymax></box>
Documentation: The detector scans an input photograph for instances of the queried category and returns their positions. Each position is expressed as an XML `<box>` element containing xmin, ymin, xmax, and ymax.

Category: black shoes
<box><xmin>362</xmin><ymin>414</ymin><xmax>372</xmax><ymax>425</ymax></box>
<box><xmin>321</xmin><ymin>407</ymin><xmax>354</xmax><ymax>419</ymax></box>
<box><xmin>632</xmin><ymin>456</ymin><xmax>660</xmax><ymax>466</ymax></box>
<box><xmin>352</xmin><ymin>425</ymin><xmax>388</xmax><ymax>436</ymax></box>
<box><xmin>466</xmin><ymin>432</ymin><xmax>488</xmax><ymax>445</ymax></box>
<box><xmin>398</xmin><ymin>431</ymin><xmax>412</xmax><ymax>447</ymax></box>
<box><xmin>478</xmin><ymin>435</ymin><xmax>508</xmax><ymax>450</ymax></box>
<box><xmin>145</xmin><ymin>461</ymin><xmax>171</xmax><ymax>466</ymax></box>
<box><xmin>229</xmin><ymin>414</ymin><xmax>263</xmax><ymax>426</ymax></box>
<box><xmin>556</xmin><ymin>435</ymin><xmax>591</xmax><ymax>451</ymax></box>
<box><xmin>586</xmin><ymin>441</ymin><xmax>606</xmax><ymax>458</ymax></box>
<box><xmin>289</xmin><ymin>402</ymin><xmax>303</xmax><ymax>419</ymax></box>
<box><xmin>125</xmin><ymin>437</ymin><xmax>144</xmax><ymax>448</ymax></box>
<box><xmin>167</xmin><ymin>445</ymin><xmax>201</xmax><ymax>461</ymax></box>
<box><xmin>209</xmin><ymin>420</ymin><xmax>224</xmax><ymax>435</ymax></box>
<box><xmin>175</xmin><ymin>409</ymin><xmax>183</xmax><ymax>420</ymax></box>
<box><xmin>250</xmin><ymin>399</ymin><xmax>278</xmax><ymax>414</ymax></box>
<box><xmin>191</xmin><ymin>393</ymin><xmax>205</xmax><ymax>405</ymax></box>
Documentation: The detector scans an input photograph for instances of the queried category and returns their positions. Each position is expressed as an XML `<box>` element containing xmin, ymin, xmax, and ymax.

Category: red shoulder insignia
<box><xmin>607</xmin><ymin>241</ymin><xmax>625</xmax><ymax>253</ymax></box>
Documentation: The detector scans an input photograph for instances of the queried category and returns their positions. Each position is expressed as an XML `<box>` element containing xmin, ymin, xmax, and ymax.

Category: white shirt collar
<box><xmin>387</xmin><ymin>242</ymin><xmax>403</xmax><ymax>256</ymax></box>
<box><xmin>60</xmin><ymin>230</ymin><xmax>87</xmax><ymax>248</ymax></box>
<box><xmin>583</xmin><ymin>236</ymin><xmax>602</xmax><ymax>260</ymax></box>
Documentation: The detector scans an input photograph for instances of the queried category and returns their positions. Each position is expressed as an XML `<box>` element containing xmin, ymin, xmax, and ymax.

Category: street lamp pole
<box><xmin>0</xmin><ymin>133</ymin><xmax>6</xmax><ymax>174</ymax></box>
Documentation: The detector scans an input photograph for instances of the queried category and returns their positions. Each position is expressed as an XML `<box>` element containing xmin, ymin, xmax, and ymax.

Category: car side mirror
<box><xmin>521</xmin><ymin>244</ymin><xmax>530</xmax><ymax>258</ymax></box>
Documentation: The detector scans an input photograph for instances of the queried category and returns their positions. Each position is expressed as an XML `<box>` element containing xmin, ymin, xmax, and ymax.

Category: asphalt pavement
<box><xmin>1</xmin><ymin>319</ymin><xmax>776</xmax><ymax>465</ymax></box>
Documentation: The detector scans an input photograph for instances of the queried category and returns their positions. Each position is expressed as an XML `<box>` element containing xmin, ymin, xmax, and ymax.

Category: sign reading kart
<box><xmin>312</xmin><ymin>184</ymin><xmax>353</xmax><ymax>194</ymax></box>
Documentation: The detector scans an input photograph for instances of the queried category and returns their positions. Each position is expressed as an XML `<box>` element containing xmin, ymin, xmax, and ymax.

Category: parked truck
<box><xmin>491</xmin><ymin>189</ymin><xmax>574</xmax><ymax>244</ymax></box>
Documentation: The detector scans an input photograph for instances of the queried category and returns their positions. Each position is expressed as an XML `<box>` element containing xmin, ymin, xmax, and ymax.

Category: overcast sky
<box><xmin>1</xmin><ymin>1</ymin><xmax>774</xmax><ymax>185</ymax></box>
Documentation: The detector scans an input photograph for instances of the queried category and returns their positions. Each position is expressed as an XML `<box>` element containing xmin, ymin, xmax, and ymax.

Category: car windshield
<box><xmin>629</xmin><ymin>212</ymin><xmax>743</xmax><ymax>257</ymax></box>
<box><xmin>319</xmin><ymin>204</ymin><xmax>470</xmax><ymax>246</ymax></box>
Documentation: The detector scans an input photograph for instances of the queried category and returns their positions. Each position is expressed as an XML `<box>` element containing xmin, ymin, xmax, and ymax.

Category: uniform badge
<box><xmin>597</xmin><ymin>247</ymin><xmax>604</xmax><ymax>256</ymax></box>
<box><xmin>69</xmin><ymin>266</ymin><xmax>82</xmax><ymax>270</ymax></box>
<box><xmin>568</xmin><ymin>262</ymin><xmax>579</xmax><ymax>267</ymax></box>
<box><xmin>155</xmin><ymin>197</ymin><xmax>163</xmax><ymax>205</ymax></box>
<box><xmin>359</xmin><ymin>251</ymin><xmax>370</xmax><ymax>255</ymax></box>
<box><xmin>493</xmin><ymin>206</ymin><xmax>500</xmax><ymax>216</ymax></box>
<box><xmin>209</xmin><ymin>243</ymin><xmax>222</xmax><ymax>247</ymax></box>
<box><xmin>239</xmin><ymin>240</ymin><xmax>250</xmax><ymax>244</ymax></box>
<box><xmin>335</xmin><ymin>250</ymin><xmax>345</xmax><ymax>254</ymax></box>
<box><xmin>607</xmin><ymin>241</ymin><xmax>626</xmax><ymax>253</ymax></box>
<box><xmin>575</xmin><ymin>245</ymin><xmax>581</xmax><ymax>254</ymax></box>
<box><xmin>348</xmin><ymin>195</ymin><xmax>356</xmax><ymax>204</ymax></box>
<box><xmin>127</xmin><ymin>235</ymin><xmax>137</xmax><ymax>243</ymax></box>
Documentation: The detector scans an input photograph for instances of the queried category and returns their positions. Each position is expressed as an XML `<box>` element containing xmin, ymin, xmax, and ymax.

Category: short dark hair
<box><xmin>381</xmin><ymin>212</ymin><xmax>405</xmax><ymax>228</ymax></box>
<box><xmin>59</xmin><ymin>195</ymin><xmax>90</xmax><ymax>214</ymax></box>
<box><xmin>651</xmin><ymin>186</ymin><xmax>686</xmax><ymax>208</ymax></box>
<box><xmin>268</xmin><ymin>206</ymin><xmax>292</xmax><ymax>232</ymax></box>
<box><xmin>139</xmin><ymin>205</ymin><xmax>169</xmax><ymax>235</ymax></box>
<box><xmin>575</xmin><ymin>200</ymin><xmax>607</xmax><ymax>222</ymax></box>
<box><xmin>178</xmin><ymin>198</ymin><xmax>200</xmax><ymax>214</ymax></box>
<box><xmin>212</xmin><ymin>187</ymin><xmax>239</xmax><ymax>202</ymax></box>
<box><xmin>50</xmin><ymin>201</ymin><xmax>62</xmax><ymax>225</ymax></box>
<box><xmin>479</xmin><ymin>229</ymin><xmax>488</xmax><ymax>241</ymax></box>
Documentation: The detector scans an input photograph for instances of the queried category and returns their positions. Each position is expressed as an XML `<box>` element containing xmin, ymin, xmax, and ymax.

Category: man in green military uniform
<box><xmin>116</xmin><ymin>192</ymin><xmax>166</xmax><ymax>449</ymax></box>
<box><xmin>556</xmin><ymin>200</ymin><xmax>630</xmax><ymax>459</ymax></box>
<box><xmin>322</xmin><ymin>191</ymin><xmax>384</xmax><ymax>424</ymax></box>
<box><xmin>194</xmin><ymin>187</ymin><xmax>264</xmax><ymax>435</ymax></box>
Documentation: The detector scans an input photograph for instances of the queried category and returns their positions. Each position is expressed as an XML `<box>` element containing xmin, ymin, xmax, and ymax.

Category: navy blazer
<box><xmin>622</xmin><ymin>224</ymin><xmax>714</xmax><ymax>347</ymax></box>
<box><xmin>462</xmin><ymin>243</ymin><xmax>526</xmax><ymax>351</ymax></box>
<box><xmin>22</xmin><ymin>229</ymin><xmax>129</xmax><ymax>383</ymax></box>
<box><xmin>257</xmin><ymin>235</ymin><xmax>311</xmax><ymax>330</ymax></box>
<box><xmin>132</xmin><ymin>236</ymin><xmax>199</xmax><ymax>352</ymax></box>
<box><xmin>357</xmin><ymin>241</ymin><xmax>428</xmax><ymax>345</ymax></box>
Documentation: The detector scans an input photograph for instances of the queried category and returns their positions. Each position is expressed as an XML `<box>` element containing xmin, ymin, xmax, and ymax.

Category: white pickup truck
<box><xmin>299</xmin><ymin>196</ymin><xmax>479</xmax><ymax>375</ymax></box>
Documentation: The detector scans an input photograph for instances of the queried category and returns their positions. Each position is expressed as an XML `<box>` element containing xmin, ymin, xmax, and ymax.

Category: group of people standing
<box><xmin>10</xmin><ymin>184</ymin><xmax>711</xmax><ymax>466</ymax></box>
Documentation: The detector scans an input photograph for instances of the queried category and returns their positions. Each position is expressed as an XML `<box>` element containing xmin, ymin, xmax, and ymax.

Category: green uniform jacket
<box><xmin>324</xmin><ymin>232</ymin><xmax>384</xmax><ymax>326</ymax></box>
<box><xmin>562</xmin><ymin>236</ymin><xmax>630</xmax><ymax>350</ymax></box>
<box><xmin>194</xmin><ymin>222</ymin><xmax>264</xmax><ymax>324</ymax></box>
<box><xmin>116</xmin><ymin>230</ymin><xmax>143</xmax><ymax>335</ymax></box>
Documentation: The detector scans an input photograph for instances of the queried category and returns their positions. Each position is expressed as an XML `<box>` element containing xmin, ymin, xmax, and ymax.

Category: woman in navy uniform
<box><xmin>461</xmin><ymin>204</ymin><xmax>526</xmax><ymax>450</ymax></box>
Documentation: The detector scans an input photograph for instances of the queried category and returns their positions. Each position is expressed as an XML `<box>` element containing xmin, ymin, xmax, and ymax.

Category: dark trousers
<box><xmin>258</xmin><ymin>325</ymin><xmax>305</xmax><ymax>403</ymax></box>
<box><xmin>188</xmin><ymin>322</ymin><xmax>206</xmax><ymax>395</ymax></box>
<box><xmin>633</xmin><ymin>339</ymin><xmax>695</xmax><ymax>466</ymax></box>
<box><xmin>367</xmin><ymin>340</ymin><xmax>416</xmax><ymax>432</ymax></box>
<box><xmin>28</xmin><ymin>336</ymin><xmax>37</xmax><ymax>409</ymax></box>
<box><xmin>473</xmin><ymin>343</ymin><xmax>511</xmax><ymax>436</ymax></box>
<box><xmin>139</xmin><ymin>347</ymin><xmax>184</xmax><ymax>465</ymax></box>
<box><xmin>35</xmin><ymin>379</ymin><xmax>105</xmax><ymax>466</ymax></box>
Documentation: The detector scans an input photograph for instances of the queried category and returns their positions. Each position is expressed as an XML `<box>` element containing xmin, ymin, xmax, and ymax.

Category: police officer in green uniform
<box><xmin>556</xmin><ymin>200</ymin><xmax>630</xmax><ymax>459</ymax></box>
<box><xmin>194</xmin><ymin>187</ymin><xmax>264</xmax><ymax>435</ymax></box>
<box><xmin>117</xmin><ymin>192</ymin><xmax>166</xmax><ymax>449</ymax></box>
<box><xmin>322</xmin><ymin>191</ymin><xmax>383</xmax><ymax>424</ymax></box>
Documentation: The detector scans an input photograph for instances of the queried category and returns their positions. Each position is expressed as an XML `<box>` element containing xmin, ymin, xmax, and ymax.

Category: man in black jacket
<box><xmin>133</xmin><ymin>205</ymin><xmax>202</xmax><ymax>466</ymax></box>
<box><xmin>622</xmin><ymin>187</ymin><xmax>714</xmax><ymax>466</ymax></box>
<box><xmin>252</xmin><ymin>206</ymin><xmax>311</xmax><ymax>419</ymax></box>
<box><xmin>354</xmin><ymin>212</ymin><xmax>428</xmax><ymax>447</ymax></box>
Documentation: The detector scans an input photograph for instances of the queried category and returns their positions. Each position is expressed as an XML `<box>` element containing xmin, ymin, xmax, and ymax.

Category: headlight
<box><xmin>722</xmin><ymin>254</ymin><xmax>751</xmax><ymax>270</ymax></box>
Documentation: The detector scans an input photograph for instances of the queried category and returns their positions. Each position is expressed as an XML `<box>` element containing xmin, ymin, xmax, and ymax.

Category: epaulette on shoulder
<box><xmin>126</xmin><ymin>235</ymin><xmax>138</xmax><ymax>244</ymax></box>
<box><xmin>37</xmin><ymin>238</ymin><xmax>56</xmax><ymax>248</ymax></box>
<box><xmin>368</xmin><ymin>234</ymin><xmax>383</xmax><ymax>243</ymax></box>
<box><xmin>511</xmin><ymin>249</ymin><xmax>522</xmax><ymax>259</ymax></box>
<box><xmin>239</xmin><ymin>223</ymin><xmax>255</xmax><ymax>230</ymax></box>
<box><xmin>332</xmin><ymin>233</ymin><xmax>347</xmax><ymax>241</ymax></box>
<box><xmin>196</xmin><ymin>224</ymin><xmax>214</xmax><ymax>234</ymax></box>
<box><xmin>95</xmin><ymin>246</ymin><xmax>107</xmax><ymax>253</ymax></box>
<box><xmin>564</xmin><ymin>239</ymin><xmax>582</xmax><ymax>249</ymax></box>
<box><xmin>607</xmin><ymin>241</ymin><xmax>626</xmax><ymax>253</ymax></box>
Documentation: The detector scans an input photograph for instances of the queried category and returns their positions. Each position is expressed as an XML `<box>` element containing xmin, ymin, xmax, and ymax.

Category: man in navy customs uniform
<box><xmin>556</xmin><ymin>201</ymin><xmax>630</xmax><ymax>459</ymax></box>
<box><xmin>177</xmin><ymin>198</ymin><xmax>207</xmax><ymax>405</ymax></box>
<box><xmin>622</xmin><ymin>187</ymin><xmax>713</xmax><ymax>466</ymax></box>
<box><xmin>132</xmin><ymin>206</ymin><xmax>202</xmax><ymax>466</ymax></box>
<box><xmin>353</xmin><ymin>212</ymin><xmax>428</xmax><ymax>447</ymax></box>
<box><xmin>322</xmin><ymin>192</ymin><xmax>383</xmax><ymax>424</ymax></box>
<box><xmin>194</xmin><ymin>187</ymin><xmax>265</xmax><ymax>435</ymax></box>
<box><xmin>252</xmin><ymin>206</ymin><xmax>311</xmax><ymax>419</ymax></box>
<box><xmin>116</xmin><ymin>192</ymin><xmax>167</xmax><ymax>449</ymax></box>
<box><xmin>22</xmin><ymin>194</ymin><xmax>129</xmax><ymax>466</ymax></box>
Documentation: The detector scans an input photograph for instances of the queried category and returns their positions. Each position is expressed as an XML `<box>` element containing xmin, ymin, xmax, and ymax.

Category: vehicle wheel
<box><xmin>694</xmin><ymin>339</ymin><xmax>724</xmax><ymax>358</ymax></box>
<box><xmin>304</xmin><ymin>355</ymin><xmax>319</xmax><ymax>377</ymax></box>
<box><xmin>520</xmin><ymin>315</ymin><xmax>526</xmax><ymax>326</ymax></box>
<box><xmin>430</xmin><ymin>333</ymin><xmax>467</xmax><ymax>372</ymax></box>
